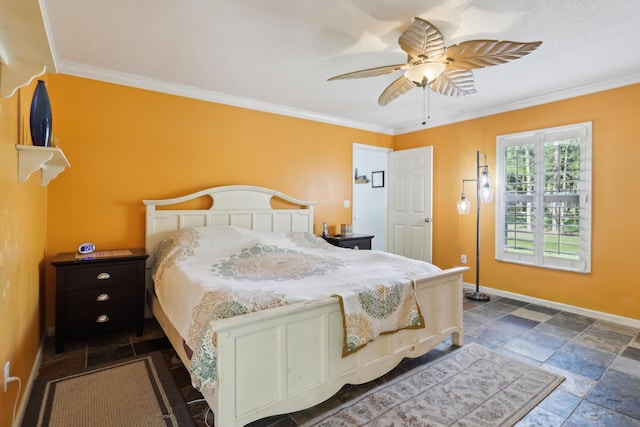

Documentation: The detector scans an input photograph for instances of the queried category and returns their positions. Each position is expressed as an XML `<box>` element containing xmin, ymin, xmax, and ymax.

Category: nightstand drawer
<box><xmin>66</xmin><ymin>306</ymin><xmax>136</xmax><ymax>337</ymax></box>
<box><xmin>66</xmin><ymin>284</ymin><xmax>136</xmax><ymax>310</ymax></box>
<box><xmin>337</xmin><ymin>238</ymin><xmax>371</xmax><ymax>250</ymax></box>
<box><xmin>66</xmin><ymin>263</ymin><xmax>138</xmax><ymax>288</ymax></box>
<box><xmin>322</xmin><ymin>234</ymin><xmax>374</xmax><ymax>250</ymax></box>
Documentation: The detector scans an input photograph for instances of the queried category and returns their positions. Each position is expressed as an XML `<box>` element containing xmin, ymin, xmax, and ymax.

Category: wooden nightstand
<box><xmin>52</xmin><ymin>248</ymin><xmax>148</xmax><ymax>353</ymax></box>
<box><xmin>322</xmin><ymin>234</ymin><xmax>374</xmax><ymax>250</ymax></box>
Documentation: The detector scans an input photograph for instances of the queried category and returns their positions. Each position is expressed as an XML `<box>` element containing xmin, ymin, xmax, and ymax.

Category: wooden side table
<box><xmin>322</xmin><ymin>234</ymin><xmax>374</xmax><ymax>250</ymax></box>
<box><xmin>52</xmin><ymin>248</ymin><xmax>148</xmax><ymax>352</ymax></box>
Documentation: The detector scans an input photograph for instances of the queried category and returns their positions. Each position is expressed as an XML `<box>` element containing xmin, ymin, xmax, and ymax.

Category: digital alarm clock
<box><xmin>78</xmin><ymin>242</ymin><xmax>96</xmax><ymax>254</ymax></box>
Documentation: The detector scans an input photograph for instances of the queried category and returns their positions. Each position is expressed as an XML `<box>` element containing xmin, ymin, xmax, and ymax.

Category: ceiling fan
<box><xmin>328</xmin><ymin>17</ymin><xmax>542</xmax><ymax>106</ymax></box>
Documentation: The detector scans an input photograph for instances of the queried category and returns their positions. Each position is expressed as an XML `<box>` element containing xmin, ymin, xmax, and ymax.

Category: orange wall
<box><xmin>0</xmin><ymin>80</ymin><xmax>48</xmax><ymax>426</ymax></box>
<box><xmin>44</xmin><ymin>74</ymin><xmax>393</xmax><ymax>326</ymax></box>
<box><xmin>395</xmin><ymin>84</ymin><xmax>640</xmax><ymax>320</ymax></box>
<box><xmin>42</xmin><ymin>75</ymin><xmax>639</xmax><ymax>329</ymax></box>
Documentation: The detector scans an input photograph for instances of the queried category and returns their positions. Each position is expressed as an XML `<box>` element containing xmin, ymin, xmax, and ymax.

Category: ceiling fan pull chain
<box><xmin>421</xmin><ymin>87</ymin><xmax>430</xmax><ymax>126</ymax></box>
<box><xmin>422</xmin><ymin>87</ymin><xmax>426</xmax><ymax>125</ymax></box>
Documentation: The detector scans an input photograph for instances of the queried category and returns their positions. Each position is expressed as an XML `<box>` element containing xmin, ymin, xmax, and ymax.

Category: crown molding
<box><xmin>56</xmin><ymin>61</ymin><xmax>395</xmax><ymax>135</ymax></box>
<box><xmin>56</xmin><ymin>61</ymin><xmax>640</xmax><ymax>136</ymax></box>
<box><xmin>395</xmin><ymin>71</ymin><xmax>640</xmax><ymax>135</ymax></box>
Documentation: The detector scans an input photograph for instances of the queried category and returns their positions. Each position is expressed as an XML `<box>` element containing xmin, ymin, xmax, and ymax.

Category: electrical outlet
<box><xmin>461</xmin><ymin>254</ymin><xmax>467</xmax><ymax>264</ymax></box>
<box><xmin>4</xmin><ymin>361</ymin><xmax>9</xmax><ymax>393</ymax></box>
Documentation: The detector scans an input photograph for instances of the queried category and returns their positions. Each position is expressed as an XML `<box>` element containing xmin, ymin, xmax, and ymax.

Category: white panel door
<box><xmin>388</xmin><ymin>146</ymin><xmax>433</xmax><ymax>262</ymax></box>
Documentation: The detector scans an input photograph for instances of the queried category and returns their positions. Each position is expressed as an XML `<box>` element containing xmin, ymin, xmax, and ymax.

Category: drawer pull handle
<box><xmin>97</xmin><ymin>273</ymin><xmax>111</xmax><ymax>280</ymax></box>
<box><xmin>96</xmin><ymin>293</ymin><xmax>110</xmax><ymax>302</ymax></box>
<box><xmin>96</xmin><ymin>315</ymin><xmax>109</xmax><ymax>323</ymax></box>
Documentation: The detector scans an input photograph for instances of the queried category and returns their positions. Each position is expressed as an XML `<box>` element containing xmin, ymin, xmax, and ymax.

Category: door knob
<box><xmin>425</xmin><ymin>218</ymin><xmax>431</xmax><ymax>223</ymax></box>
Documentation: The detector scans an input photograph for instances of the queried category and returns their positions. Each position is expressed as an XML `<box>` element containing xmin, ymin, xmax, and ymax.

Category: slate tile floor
<box><xmin>35</xmin><ymin>294</ymin><xmax>640</xmax><ymax>426</ymax></box>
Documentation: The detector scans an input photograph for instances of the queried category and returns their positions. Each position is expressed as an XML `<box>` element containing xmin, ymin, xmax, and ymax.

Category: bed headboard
<box><xmin>143</xmin><ymin>185</ymin><xmax>315</xmax><ymax>267</ymax></box>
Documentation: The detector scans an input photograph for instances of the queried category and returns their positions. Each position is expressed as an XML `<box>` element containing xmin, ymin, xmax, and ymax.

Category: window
<box><xmin>495</xmin><ymin>122</ymin><xmax>592</xmax><ymax>273</ymax></box>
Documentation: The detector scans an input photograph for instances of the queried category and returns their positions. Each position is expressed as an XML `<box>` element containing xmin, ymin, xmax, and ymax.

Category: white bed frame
<box><xmin>144</xmin><ymin>185</ymin><xmax>466</xmax><ymax>426</ymax></box>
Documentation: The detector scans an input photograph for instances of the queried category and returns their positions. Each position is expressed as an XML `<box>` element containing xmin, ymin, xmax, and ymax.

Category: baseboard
<box><xmin>463</xmin><ymin>282</ymin><xmax>640</xmax><ymax>329</ymax></box>
<box><xmin>12</xmin><ymin>336</ymin><xmax>44</xmax><ymax>427</ymax></box>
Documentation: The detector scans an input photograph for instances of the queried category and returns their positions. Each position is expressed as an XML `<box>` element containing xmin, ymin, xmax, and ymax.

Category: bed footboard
<box><xmin>198</xmin><ymin>266</ymin><xmax>466</xmax><ymax>426</ymax></box>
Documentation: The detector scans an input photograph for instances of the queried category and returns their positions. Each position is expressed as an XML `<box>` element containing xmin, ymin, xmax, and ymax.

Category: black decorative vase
<box><xmin>29</xmin><ymin>80</ymin><xmax>53</xmax><ymax>147</ymax></box>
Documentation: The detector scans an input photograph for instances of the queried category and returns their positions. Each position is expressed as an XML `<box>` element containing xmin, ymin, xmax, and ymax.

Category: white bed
<box><xmin>144</xmin><ymin>185</ymin><xmax>467</xmax><ymax>426</ymax></box>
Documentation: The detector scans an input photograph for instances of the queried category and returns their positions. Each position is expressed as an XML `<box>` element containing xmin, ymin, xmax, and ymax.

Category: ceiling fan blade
<box><xmin>430</xmin><ymin>69</ymin><xmax>476</xmax><ymax>96</ymax></box>
<box><xmin>445</xmin><ymin>40</ymin><xmax>542</xmax><ymax>70</ymax></box>
<box><xmin>328</xmin><ymin>64</ymin><xmax>408</xmax><ymax>81</ymax></box>
<box><xmin>378</xmin><ymin>76</ymin><xmax>416</xmax><ymax>106</ymax></box>
<box><xmin>399</xmin><ymin>17</ymin><xmax>446</xmax><ymax>62</ymax></box>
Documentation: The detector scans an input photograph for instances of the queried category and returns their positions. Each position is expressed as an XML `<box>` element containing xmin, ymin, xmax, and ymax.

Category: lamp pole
<box><xmin>465</xmin><ymin>150</ymin><xmax>491</xmax><ymax>302</ymax></box>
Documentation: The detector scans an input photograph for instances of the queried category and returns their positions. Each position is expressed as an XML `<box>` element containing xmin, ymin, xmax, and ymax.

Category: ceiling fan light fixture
<box><xmin>404</xmin><ymin>62</ymin><xmax>446</xmax><ymax>86</ymax></box>
<box><xmin>328</xmin><ymin>17</ymin><xmax>541</xmax><ymax>105</ymax></box>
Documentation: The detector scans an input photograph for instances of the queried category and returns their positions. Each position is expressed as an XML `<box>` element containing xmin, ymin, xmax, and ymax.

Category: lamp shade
<box><xmin>480</xmin><ymin>184</ymin><xmax>494</xmax><ymax>203</ymax></box>
<box><xmin>404</xmin><ymin>63</ymin><xmax>447</xmax><ymax>86</ymax></box>
<box><xmin>457</xmin><ymin>193</ymin><xmax>471</xmax><ymax>215</ymax></box>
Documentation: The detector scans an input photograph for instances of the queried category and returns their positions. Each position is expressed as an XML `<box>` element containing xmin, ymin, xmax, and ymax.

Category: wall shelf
<box><xmin>0</xmin><ymin>0</ymin><xmax>56</xmax><ymax>98</ymax></box>
<box><xmin>16</xmin><ymin>145</ymin><xmax>70</xmax><ymax>186</ymax></box>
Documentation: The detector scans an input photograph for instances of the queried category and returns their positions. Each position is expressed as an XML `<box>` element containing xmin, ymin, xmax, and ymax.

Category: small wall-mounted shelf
<box><xmin>16</xmin><ymin>145</ymin><xmax>70</xmax><ymax>186</ymax></box>
<box><xmin>354</xmin><ymin>179</ymin><xmax>369</xmax><ymax>184</ymax></box>
<box><xmin>0</xmin><ymin>0</ymin><xmax>56</xmax><ymax>98</ymax></box>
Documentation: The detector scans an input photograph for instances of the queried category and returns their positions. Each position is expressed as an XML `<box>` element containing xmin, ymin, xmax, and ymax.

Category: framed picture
<box><xmin>371</xmin><ymin>171</ymin><xmax>384</xmax><ymax>188</ymax></box>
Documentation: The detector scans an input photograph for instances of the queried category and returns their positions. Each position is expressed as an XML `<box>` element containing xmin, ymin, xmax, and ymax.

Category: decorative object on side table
<box><xmin>29</xmin><ymin>80</ymin><xmax>53</xmax><ymax>147</ymax></box>
<box><xmin>457</xmin><ymin>151</ymin><xmax>494</xmax><ymax>302</ymax></box>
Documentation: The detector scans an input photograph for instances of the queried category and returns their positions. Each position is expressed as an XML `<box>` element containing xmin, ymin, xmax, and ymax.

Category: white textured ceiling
<box><xmin>42</xmin><ymin>0</ymin><xmax>640</xmax><ymax>135</ymax></box>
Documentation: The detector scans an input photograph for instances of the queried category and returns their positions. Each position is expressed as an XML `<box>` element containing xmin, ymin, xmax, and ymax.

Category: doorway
<box><xmin>352</xmin><ymin>143</ymin><xmax>390</xmax><ymax>251</ymax></box>
<box><xmin>352</xmin><ymin>143</ymin><xmax>433</xmax><ymax>262</ymax></box>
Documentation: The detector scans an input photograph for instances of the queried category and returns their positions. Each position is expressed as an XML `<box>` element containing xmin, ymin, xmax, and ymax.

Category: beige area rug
<box><xmin>22</xmin><ymin>352</ymin><xmax>195</xmax><ymax>427</ymax></box>
<box><xmin>304</xmin><ymin>343</ymin><xmax>564</xmax><ymax>426</ymax></box>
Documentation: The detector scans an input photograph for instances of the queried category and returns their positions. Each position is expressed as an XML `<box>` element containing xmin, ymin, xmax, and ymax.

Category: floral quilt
<box><xmin>152</xmin><ymin>225</ymin><xmax>441</xmax><ymax>392</ymax></box>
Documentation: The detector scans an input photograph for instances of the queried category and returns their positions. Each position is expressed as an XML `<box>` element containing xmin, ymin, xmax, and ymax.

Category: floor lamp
<box><xmin>457</xmin><ymin>151</ymin><xmax>494</xmax><ymax>302</ymax></box>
